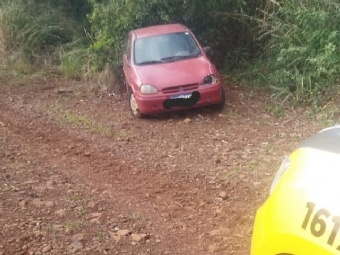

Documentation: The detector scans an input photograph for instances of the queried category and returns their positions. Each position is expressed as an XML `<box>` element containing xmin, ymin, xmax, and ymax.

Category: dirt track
<box><xmin>0</xmin><ymin>77</ymin><xmax>323</xmax><ymax>255</ymax></box>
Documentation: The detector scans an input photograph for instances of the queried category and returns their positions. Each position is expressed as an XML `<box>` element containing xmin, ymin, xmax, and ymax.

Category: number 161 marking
<box><xmin>302</xmin><ymin>202</ymin><xmax>340</xmax><ymax>250</ymax></box>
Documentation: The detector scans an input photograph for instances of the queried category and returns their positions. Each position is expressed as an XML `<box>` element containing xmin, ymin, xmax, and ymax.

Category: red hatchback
<box><xmin>122</xmin><ymin>23</ymin><xmax>225</xmax><ymax>118</ymax></box>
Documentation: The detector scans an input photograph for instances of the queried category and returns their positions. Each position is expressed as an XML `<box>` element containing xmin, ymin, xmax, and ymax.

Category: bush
<box><xmin>0</xmin><ymin>0</ymin><xmax>90</xmax><ymax>71</ymax></box>
<box><xmin>87</xmin><ymin>0</ymin><xmax>263</xmax><ymax>82</ymax></box>
<box><xmin>247</xmin><ymin>0</ymin><xmax>340</xmax><ymax>105</ymax></box>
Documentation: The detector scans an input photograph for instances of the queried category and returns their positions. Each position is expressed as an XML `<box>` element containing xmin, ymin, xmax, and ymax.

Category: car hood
<box><xmin>135</xmin><ymin>56</ymin><xmax>215</xmax><ymax>89</ymax></box>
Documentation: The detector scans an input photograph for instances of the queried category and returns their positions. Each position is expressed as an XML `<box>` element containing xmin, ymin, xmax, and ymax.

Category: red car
<box><xmin>122</xmin><ymin>23</ymin><xmax>225</xmax><ymax>118</ymax></box>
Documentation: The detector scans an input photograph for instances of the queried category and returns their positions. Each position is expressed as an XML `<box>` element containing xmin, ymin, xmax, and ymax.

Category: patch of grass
<box><xmin>227</xmin><ymin>168</ymin><xmax>239</xmax><ymax>178</ymax></box>
<box><xmin>64</xmin><ymin>222</ymin><xmax>74</xmax><ymax>234</ymax></box>
<box><xmin>0</xmin><ymin>0</ymin><xmax>88</xmax><ymax>71</ymax></box>
<box><xmin>95</xmin><ymin>63</ymin><xmax>120</xmax><ymax>94</ymax></box>
<box><xmin>129</xmin><ymin>212</ymin><xmax>145</xmax><ymax>221</ymax></box>
<box><xmin>94</xmin><ymin>227</ymin><xmax>107</xmax><ymax>242</ymax></box>
<box><xmin>317</xmin><ymin>104</ymin><xmax>340</xmax><ymax>128</ymax></box>
<box><xmin>63</xmin><ymin>221</ymin><xmax>85</xmax><ymax>234</ymax></box>
<box><xmin>75</xmin><ymin>208</ymin><xmax>86</xmax><ymax>216</ymax></box>
<box><xmin>289</xmin><ymin>133</ymin><xmax>302</xmax><ymax>139</ymax></box>
<box><xmin>248</xmin><ymin>162</ymin><xmax>259</xmax><ymax>172</ymax></box>
<box><xmin>265</xmin><ymin>102</ymin><xmax>285</xmax><ymax>118</ymax></box>
<box><xmin>46</xmin><ymin>223</ymin><xmax>58</xmax><ymax>236</ymax></box>
<box><xmin>12</xmin><ymin>58</ymin><xmax>34</xmax><ymax>75</ymax></box>
<box><xmin>68</xmin><ymin>195</ymin><xmax>83</xmax><ymax>204</ymax></box>
<box><xmin>265</xmin><ymin>144</ymin><xmax>275</xmax><ymax>152</ymax></box>
<box><xmin>258</xmin><ymin>117</ymin><xmax>267</xmax><ymax>126</ymax></box>
<box><xmin>61</xmin><ymin>55</ymin><xmax>81</xmax><ymax>79</ymax></box>
<box><xmin>116</xmin><ymin>130</ymin><xmax>135</xmax><ymax>140</ymax></box>
<box><xmin>227</xmin><ymin>109</ymin><xmax>241</xmax><ymax>119</ymax></box>
<box><xmin>59</xmin><ymin>48</ymin><xmax>89</xmax><ymax>79</ymax></box>
<box><xmin>74</xmin><ymin>221</ymin><xmax>85</xmax><ymax>231</ymax></box>
<box><xmin>273</xmin><ymin>106</ymin><xmax>285</xmax><ymax>118</ymax></box>
<box><xmin>0</xmin><ymin>64</ymin><xmax>29</xmax><ymax>86</ymax></box>
<box><xmin>56</xmin><ymin>109</ymin><xmax>112</xmax><ymax>137</ymax></box>
<box><xmin>0</xmin><ymin>67</ymin><xmax>12</xmax><ymax>83</ymax></box>
<box><xmin>261</xmin><ymin>0</ymin><xmax>340</xmax><ymax>104</ymax></box>
<box><xmin>322</xmin><ymin>119</ymin><xmax>337</xmax><ymax>128</ymax></box>
<box><xmin>240</xmin><ymin>0</ymin><xmax>340</xmax><ymax>106</ymax></box>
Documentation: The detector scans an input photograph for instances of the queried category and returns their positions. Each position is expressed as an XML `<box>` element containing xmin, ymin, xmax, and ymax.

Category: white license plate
<box><xmin>170</xmin><ymin>93</ymin><xmax>192</xmax><ymax>99</ymax></box>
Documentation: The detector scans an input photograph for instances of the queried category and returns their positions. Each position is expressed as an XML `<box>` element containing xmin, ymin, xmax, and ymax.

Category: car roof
<box><xmin>133</xmin><ymin>23</ymin><xmax>189</xmax><ymax>39</ymax></box>
<box><xmin>298</xmin><ymin>125</ymin><xmax>340</xmax><ymax>154</ymax></box>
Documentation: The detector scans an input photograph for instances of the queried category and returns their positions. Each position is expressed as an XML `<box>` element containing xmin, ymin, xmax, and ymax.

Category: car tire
<box><xmin>128</xmin><ymin>89</ymin><xmax>146</xmax><ymax>118</ymax></box>
<box><xmin>212</xmin><ymin>86</ymin><xmax>226</xmax><ymax>111</ymax></box>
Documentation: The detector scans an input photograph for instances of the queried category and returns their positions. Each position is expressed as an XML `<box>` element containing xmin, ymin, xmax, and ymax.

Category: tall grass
<box><xmin>242</xmin><ymin>0</ymin><xmax>340</xmax><ymax>107</ymax></box>
<box><xmin>0</xmin><ymin>0</ymin><xmax>89</xmax><ymax>74</ymax></box>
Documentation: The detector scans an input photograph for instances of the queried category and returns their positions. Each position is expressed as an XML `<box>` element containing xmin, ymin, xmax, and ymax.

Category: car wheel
<box><xmin>212</xmin><ymin>86</ymin><xmax>226</xmax><ymax>111</ymax></box>
<box><xmin>128</xmin><ymin>89</ymin><xmax>146</xmax><ymax>118</ymax></box>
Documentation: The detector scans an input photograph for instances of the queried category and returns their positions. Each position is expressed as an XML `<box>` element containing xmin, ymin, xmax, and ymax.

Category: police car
<box><xmin>251</xmin><ymin>125</ymin><xmax>340</xmax><ymax>255</ymax></box>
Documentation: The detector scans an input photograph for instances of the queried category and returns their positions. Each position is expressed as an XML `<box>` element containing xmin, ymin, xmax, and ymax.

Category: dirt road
<box><xmin>0</xmin><ymin>77</ymin><xmax>323</xmax><ymax>255</ymax></box>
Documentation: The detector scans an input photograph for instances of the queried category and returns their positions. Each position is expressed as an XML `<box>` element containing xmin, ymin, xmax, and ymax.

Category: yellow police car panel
<box><xmin>251</xmin><ymin>126</ymin><xmax>340</xmax><ymax>255</ymax></box>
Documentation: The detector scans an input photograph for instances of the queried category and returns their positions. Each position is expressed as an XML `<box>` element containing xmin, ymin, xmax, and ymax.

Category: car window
<box><xmin>134</xmin><ymin>32</ymin><xmax>202</xmax><ymax>65</ymax></box>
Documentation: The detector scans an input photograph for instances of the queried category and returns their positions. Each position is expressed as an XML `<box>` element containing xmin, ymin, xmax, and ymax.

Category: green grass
<box><xmin>94</xmin><ymin>227</ymin><xmax>108</xmax><ymax>242</ymax></box>
<box><xmin>75</xmin><ymin>208</ymin><xmax>87</xmax><ymax>216</ymax></box>
<box><xmin>59</xmin><ymin>48</ymin><xmax>90</xmax><ymax>79</ymax></box>
<box><xmin>248</xmin><ymin>162</ymin><xmax>259</xmax><ymax>172</ymax></box>
<box><xmin>64</xmin><ymin>222</ymin><xmax>74</xmax><ymax>234</ymax></box>
<box><xmin>116</xmin><ymin>130</ymin><xmax>136</xmax><ymax>140</ymax></box>
<box><xmin>63</xmin><ymin>221</ymin><xmax>86</xmax><ymax>234</ymax></box>
<box><xmin>57</xmin><ymin>109</ymin><xmax>112</xmax><ymax>137</ymax></box>
<box><xmin>0</xmin><ymin>0</ymin><xmax>89</xmax><ymax>75</ymax></box>
<box><xmin>2</xmin><ymin>0</ymin><xmax>340</xmax><ymax>110</ymax></box>
<box><xmin>258</xmin><ymin>117</ymin><xmax>267</xmax><ymax>126</ymax></box>
<box><xmin>74</xmin><ymin>221</ymin><xmax>85</xmax><ymax>231</ymax></box>
<box><xmin>129</xmin><ymin>212</ymin><xmax>145</xmax><ymax>221</ymax></box>
<box><xmin>68</xmin><ymin>195</ymin><xmax>83</xmax><ymax>204</ymax></box>
<box><xmin>315</xmin><ymin>104</ymin><xmax>340</xmax><ymax>128</ymax></box>
<box><xmin>227</xmin><ymin>168</ymin><xmax>239</xmax><ymax>178</ymax></box>
<box><xmin>238</xmin><ymin>0</ymin><xmax>340</xmax><ymax>107</ymax></box>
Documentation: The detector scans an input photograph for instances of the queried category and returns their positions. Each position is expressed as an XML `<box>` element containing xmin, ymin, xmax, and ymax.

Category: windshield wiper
<box><xmin>161</xmin><ymin>54</ymin><xmax>200</xmax><ymax>62</ymax></box>
<box><xmin>137</xmin><ymin>60</ymin><xmax>163</xmax><ymax>65</ymax></box>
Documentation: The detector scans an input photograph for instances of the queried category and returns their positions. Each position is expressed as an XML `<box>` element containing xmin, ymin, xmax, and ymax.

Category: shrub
<box><xmin>87</xmin><ymin>0</ymin><xmax>263</xmax><ymax>83</ymax></box>
<box><xmin>0</xmin><ymin>0</ymin><xmax>89</xmax><ymax>71</ymax></box>
<box><xmin>249</xmin><ymin>0</ymin><xmax>340</xmax><ymax>105</ymax></box>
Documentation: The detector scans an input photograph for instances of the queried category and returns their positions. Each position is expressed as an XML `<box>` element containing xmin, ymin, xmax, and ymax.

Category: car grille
<box><xmin>162</xmin><ymin>83</ymin><xmax>199</xmax><ymax>94</ymax></box>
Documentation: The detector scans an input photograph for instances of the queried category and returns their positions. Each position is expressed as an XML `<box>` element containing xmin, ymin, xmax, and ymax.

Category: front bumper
<box><xmin>134</xmin><ymin>83</ymin><xmax>223</xmax><ymax>114</ymax></box>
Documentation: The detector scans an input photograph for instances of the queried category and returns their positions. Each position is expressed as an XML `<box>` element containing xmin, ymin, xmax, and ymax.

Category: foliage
<box><xmin>87</xmin><ymin>0</ymin><xmax>262</xmax><ymax>78</ymax></box>
<box><xmin>59</xmin><ymin>48</ymin><xmax>89</xmax><ymax>79</ymax></box>
<box><xmin>1</xmin><ymin>0</ymin><xmax>340</xmax><ymax>107</ymax></box>
<box><xmin>0</xmin><ymin>0</ymin><xmax>90</xmax><ymax>71</ymax></box>
<box><xmin>244</xmin><ymin>0</ymin><xmax>340</xmax><ymax>106</ymax></box>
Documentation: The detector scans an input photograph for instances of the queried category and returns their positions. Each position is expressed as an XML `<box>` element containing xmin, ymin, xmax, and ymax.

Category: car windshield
<box><xmin>134</xmin><ymin>32</ymin><xmax>202</xmax><ymax>65</ymax></box>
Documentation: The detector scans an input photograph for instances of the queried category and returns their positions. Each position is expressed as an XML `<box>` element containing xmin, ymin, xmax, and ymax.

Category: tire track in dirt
<box><xmin>0</xmin><ymin>96</ymin><xmax>249</xmax><ymax>254</ymax></box>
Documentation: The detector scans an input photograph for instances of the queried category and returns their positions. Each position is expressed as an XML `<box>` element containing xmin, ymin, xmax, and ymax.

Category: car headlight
<box><xmin>203</xmin><ymin>74</ymin><xmax>218</xmax><ymax>85</ymax></box>
<box><xmin>140</xmin><ymin>84</ymin><xmax>158</xmax><ymax>94</ymax></box>
<box><xmin>269</xmin><ymin>155</ymin><xmax>291</xmax><ymax>195</ymax></box>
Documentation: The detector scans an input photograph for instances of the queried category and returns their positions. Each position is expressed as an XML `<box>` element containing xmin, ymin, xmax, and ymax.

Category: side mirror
<box><xmin>203</xmin><ymin>46</ymin><xmax>213</xmax><ymax>58</ymax></box>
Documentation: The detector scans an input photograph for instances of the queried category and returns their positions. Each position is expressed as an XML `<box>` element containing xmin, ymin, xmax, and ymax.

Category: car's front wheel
<box><xmin>128</xmin><ymin>89</ymin><xmax>146</xmax><ymax>118</ymax></box>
